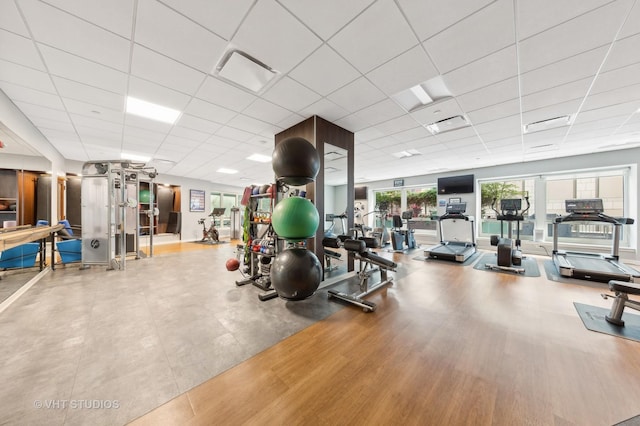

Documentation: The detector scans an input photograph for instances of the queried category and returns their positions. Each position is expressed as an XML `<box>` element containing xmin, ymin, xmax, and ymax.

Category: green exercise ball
<box><xmin>271</xmin><ymin>197</ymin><xmax>319</xmax><ymax>240</ymax></box>
<box><xmin>139</xmin><ymin>189</ymin><xmax>151</xmax><ymax>203</ymax></box>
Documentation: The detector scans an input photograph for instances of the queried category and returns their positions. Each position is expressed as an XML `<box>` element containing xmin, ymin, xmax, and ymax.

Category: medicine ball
<box><xmin>259</xmin><ymin>184</ymin><xmax>270</xmax><ymax>194</ymax></box>
<box><xmin>252</xmin><ymin>185</ymin><xmax>260</xmax><ymax>195</ymax></box>
<box><xmin>271</xmin><ymin>197</ymin><xmax>319</xmax><ymax>240</ymax></box>
<box><xmin>272</xmin><ymin>137</ymin><xmax>320</xmax><ymax>186</ymax></box>
<box><xmin>225</xmin><ymin>258</ymin><xmax>240</xmax><ymax>271</ymax></box>
<box><xmin>270</xmin><ymin>248</ymin><xmax>322</xmax><ymax>300</ymax></box>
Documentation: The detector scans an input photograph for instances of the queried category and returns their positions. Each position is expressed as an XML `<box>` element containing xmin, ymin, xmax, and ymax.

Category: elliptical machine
<box><xmin>485</xmin><ymin>196</ymin><xmax>530</xmax><ymax>273</ymax></box>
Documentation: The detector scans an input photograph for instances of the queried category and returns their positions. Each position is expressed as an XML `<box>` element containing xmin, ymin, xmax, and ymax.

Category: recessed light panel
<box><xmin>126</xmin><ymin>97</ymin><xmax>181</xmax><ymax>124</ymax></box>
<box><xmin>247</xmin><ymin>153</ymin><xmax>272</xmax><ymax>163</ymax></box>
<box><xmin>217</xmin><ymin>168</ymin><xmax>238</xmax><ymax>174</ymax></box>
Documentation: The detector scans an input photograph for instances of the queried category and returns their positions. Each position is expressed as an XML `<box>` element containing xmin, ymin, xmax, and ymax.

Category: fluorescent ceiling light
<box><xmin>409</xmin><ymin>85</ymin><xmax>433</xmax><ymax>104</ymax></box>
<box><xmin>121</xmin><ymin>152</ymin><xmax>151</xmax><ymax>162</ymax></box>
<box><xmin>126</xmin><ymin>97</ymin><xmax>181</xmax><ymax>124</ymax></box>
<box><xmin>426</xmin><ymin>115</ymin><xmax>469</xmax><ymax>135</ymax></box>
<box><xmin>247</xmin><ymin>153</ymin><xmax>272</xmax><ymax>163</ymax></box>
<box><xmin>392</xmin><ymin>76</ymin><xmax>452</xmax><ymax>112</ymax></box>
<box><xmin>524</xmin><ymin>115</ymin><xmax>572</xmax><ymax>134</ymax></box>
<box><xmin>392</xmin><ymin>149</ymin><xmax>421</xmax><ymax>158</ymax></box>
<box><xmin>217</xmin><ymin>168</ymin><xmax>238</xmax><ymax>174</ymax></box>
<box><xmin>217</xmin><ymin>50</ymin><xmax>277</xmax><ymax>93</ymax></box>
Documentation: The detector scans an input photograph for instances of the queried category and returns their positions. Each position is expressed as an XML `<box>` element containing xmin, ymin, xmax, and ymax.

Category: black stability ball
<box><xmin>272</xmin><ymin>137</ymin><xmax>320</xmax><ymax>186</ymax></box>
<box><xmin>270</xmin><ymin>248</ymin><xmax>322</xmax><ymax>300</ymax></box>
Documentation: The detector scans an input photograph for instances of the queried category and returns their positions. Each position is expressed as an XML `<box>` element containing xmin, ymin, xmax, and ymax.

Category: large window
<box><xmin>210</xmin><ymin>192</ymin><xmax>239</xmax><ymax>227</ymax></box>
<box><xmin>479</xmin><ymin>178</ymin><xmax>535</xmax><ymax>241</ymax></box>
<box><xmin>371</xmin><ymin>186</ymin><xmax>438</xmax><ymax>235</ymax></box>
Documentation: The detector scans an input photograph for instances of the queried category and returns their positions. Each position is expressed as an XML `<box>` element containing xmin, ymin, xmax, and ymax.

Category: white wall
<box><xmin>363</xmin><ymin>147</ymin><xmax>640</xmax><ymax>262</ymax></box>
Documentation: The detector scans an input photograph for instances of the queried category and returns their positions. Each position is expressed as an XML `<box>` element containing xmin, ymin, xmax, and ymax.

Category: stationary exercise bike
<box><xmin>485</xmin><ymin>196</ymin><xmax>530</xmax><ymax>273</ymax></box>
<box><xmin>199</xmin><ymin>207</ymin><xmax>226</xmax><ymax>243</ymax></box>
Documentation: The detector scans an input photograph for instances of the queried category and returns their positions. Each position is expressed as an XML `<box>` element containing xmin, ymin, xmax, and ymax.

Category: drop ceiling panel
<box><xmin>38</xmin><ymin>44</ymin><xmax>127</xmax><ymax>94</ymax></box>
<box><xmin>0</xmin><ymin>29</ymin><xmax>45</xmax><ymax>71</ymax></box>
<box><xmin>591</xmin><ymin>63</ymin><xmax>640</xmax><ymax>95</ymax></box>
<box><xmin>518</xmin><ymin>1</ymin><xmax>631</xmax><ymax>72</ymax></box>
<box><xmin>14</xmin><ymin>101</ymin><xmax>68</xmax><ymax>122</ymax></box>
<box><xmin>160</xmin><ymin>0</ymin><xmax>254</xmax><ymax>41</ymax></box>
<box><xmin>573</xmin><ymin>101</ymin><xmax>640</xmax><ymax>124</ymax></box>
<box><xmin>128</xmin><ymin>77</ymin><xmax>192</xmax><ymax>113</ymax></box>
<box><xmin>424</xmin><ymin>0</ymin><xmax>514</xmax><ymax>74</ymax></box>
<box><xmin>369</xmin><ymin>114</ymin><xmax>420</xmax><ymax>136</ymax></box>
<box><xmin>517</xmin><ymin>0</ymin><xmax>612</xmax><ymax>40</ymax></box>
<box><xmin>242</xmin><ymin>98</ymin><xmax>292</xmax><ymax>125</ymax></box>
<box><xmin>327</xmin><ymin>77</ymin><xmax>386</xmax><ymax>113</ymax></box>
<box><xmin>350</xmin><ymin>99</ymin><xmax>407</xmax><ymax>129</ymax></box>
<box><xmin>519</xmin><ymin>46</ymin><xmax>607</xmax><ymax>95</ymax></box>
<box><xmin>161</xmin><ymin>135</ymin><xmax>201</xmax><ymax>149</ymax></box>
<box><xmin>365</xmin><ymin>45</ymin><xmax>439</xmax><ymax>97</ymax></box>
<box><xmin>167</xmin><ymin>126</ymin><xmax>210</xmax><ymax>144</ymax></box>
<box><xmin>19</xmin><ymin>0</ymin><xmax>130</xmax><ymax>72</ymax></box>
<box><xmin>71</xmin><ymin>114</ymin><xmax>123</xmax><ymax>133</ymax></box>
<box><xmin>288</xmin><ymin>45</ymin><xmax>360</xmax><ymax>97</ymax></box>
<box><xmin>334</xmin><ymin>114</ymin><xmax>372</xmax><ymax>133</ymax></box>
<box><xmin>328</xmin><ymin>0</ymin><xmax>418</xmax><ymax>74</ymax></box>
<box><xmin>28</xmin><ymin>116</ymin><xmax>75</xmax><ymax>133</ymax></box>
<box><xmin>183</xmin><ymin>98</ymin><xmax>237</xmax><ymax>124</ymax></box>
<box><xmin>196</xmin><ymin>76</ymin><xmax>257</xmax><ymax>113</ymax></box>
<box><xmin>398</xmin><ymin>0</ymin><xmax>495</xmax><ymax>42</ymax></box>
<box><xmin>602</xmin><ymin>33</ymin><xmax>640</xmax><ymax>72</ymax></box>
<box><xmin>135</xmin><ymin>0</ymin><xmax>226</xmax><ymax>73</ymax></box>
<box><xmin>443</xmin><ymin>46</ymin><xmax>517</xmax><ymax>96</ymax></box>
<box><xmin>389</xmin><ymin>126</ymin><xmax>432</xmax><ymax>143</ymax></box>
<box><xmin>52</xmin><ymin>77</ymin><xmax>123</xmax><ymax>111</ymax></box>
<box><xmin>0</xmin><ymin>59</ymin><xmax>56</xmax><ymax>93</ymax></box>
<box><xmin>232</xmin><ymin>0</ymin><xmax>322</xmax><ymax>74</ymax></box>
<box><xmin>434</xmin><ymin>127</ymin><xmax>479</xmax><ymax>143</ymax></box>
<box><xmin>0</xmin><ymin>82</ymin><xmax>64</xmax><ymax>110</ymax></box>
<box><xmin>0</xmin><ymin>1</ymin><xmax>29</xmax><ymax>36</ymax></box>
<box><xmin>521</xmin><ymin>99</ymin><xmax>582</xmax><ymax>125</ymax></box>
<box><xmin>466</xmin><ymin>99</ymin><xmax>520</xmax><ymax>124</ymax></box>
<box><xmin>226</xmin><ymin>114</ymin><xmax>271</xmax><ymax>135</ymax></box>
<box><xmin>618</xmin><ymin>0</ymin><xmax>640</xmax><ymax>39</ymax></box>
<box><xmin>276</xmin><ymin>112</ymin><xmax>304</xmax><ymax>130</ymax></box>
<box><xmin>42</xmin><ymin>0</ymin><xmax>135</xmax><ymax>38</ymax></box>
<box><xmin>521</xmin><ymin>77</ymin><xmax>592</xmax><ymax>112</ymax></box>
<box><xmin>262</xmin><ymin>76</ymin><xmax>322</xmax><ymax>112</ymax></box>
<box><xmin>63</xmin><ymin>98</ymin><xmax>125</xmax><ymax>124</ymax></box>
<box><xmin>279</xmin><ymin>0</ymin><xmax>374</xmax><ymax>40</ymax></box>
<box><xmin>410</xmin><ymin>98</ymin><xmax>464</xmax><ymax>126</ymax></box>
<box><xmin>131</xmin><ymin>45</ymin><xmax>206</xmax><ymax>95</ymax></box>
<box><xmin>299</xmin><ymin>99</ymin><xmax>349</xmax><ymax>123</ymax></box>
<box><xmin>582</xmin><ymin>84</ymin><xmax>640</xmax><ymax>112</ymax></box>
<box><xmin>175</xmin><ymin>114</ymin><xmax>222</xmax><ymax>134</ymax></box>
<box><xmin>124</xmin><ymin>115</ymin><xmax>173</xmax><ymax>134</ymax></box>
<box><xmin>456</xmin><ymin>77</ymin><xmax>519</xmax><ymax>112</ymax></box>
<box><xmin>215</xmin><ymin>125</ymin><xmax>254</xmax><ymax>143</ymax></box>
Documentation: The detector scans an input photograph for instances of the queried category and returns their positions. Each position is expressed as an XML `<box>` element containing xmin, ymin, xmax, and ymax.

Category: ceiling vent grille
<box><xmin>425</xmin><ymin>115</ymin><xmax>469</xmax><ymax>135</ymax></box>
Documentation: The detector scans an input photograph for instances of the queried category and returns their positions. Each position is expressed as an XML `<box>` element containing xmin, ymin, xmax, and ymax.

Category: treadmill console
<box><xmin>446</xmin><ymin>202</ymin><xmax>467</xmax><ymax>214</ymax></box>
<box><xmin>565</xmin><ymin>199</ymin><xmax>604</xmax><ymax>214</ymax></box>
<box><xmin>500</xmin><ymin>199</ymin><xmax>521</xmax><ymax>212</ymax></box>
<box><xmin>401</xmin><ymin>210</ymin><xmax>413</xmax><ymax>220</ymax></box>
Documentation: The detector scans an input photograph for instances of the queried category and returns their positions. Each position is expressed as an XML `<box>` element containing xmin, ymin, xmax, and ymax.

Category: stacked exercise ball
<box><xmin>270</xmin><ymin>136</ymin><xmax>322</xmax><ymax>300</ymax></box>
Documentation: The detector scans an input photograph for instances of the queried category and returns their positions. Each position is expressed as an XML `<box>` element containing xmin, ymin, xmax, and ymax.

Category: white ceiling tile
<box><xmin>581</xmin><ymin>84</ymin><xmax>640</xmax><ymax>112</ymax></box>
<box><xmin>329</xmin><ymin>0</ymin><xmax>418</xmax><ymax>74</ymax></box>
<box><xmin>76</xmin><ymin>125</ymin><xmax>120</xmax><ymax>141</ymax></box>
<box><xmin>168</xmin><ymin>126</ymin><xmax>210</xmax><ymax>143</ymax></box>
<box><xmin>591</xmin><ymin>63</ymin><xmax>640</xmax><ymax>95</ymax></box>
<box><xmin>131</xmin><ymin>45</ymin><xmax>206</xmax><ymax>95</ymax></box>
<box><xmin>0</xmin><ymin>82</ymin><xmax>64</xmax><ymax>110</ymax></box>
<box><xmin>123</xmin><ymin>114</ymin><xmax>173</xmax><ymax>134</ymax></box>
<box><xmin>521</xmin><ymin>99</ymin><xmax>582</xmax><ymax>125</ymax></box>
<box><xmin>410</xmin><ymin>98</ymin><xmax>465</xmax><ymax>126</ymax></box>
<box><xmin>519</xmin><ymin>46</ymin><xmax>607</xmax><ymax>95</ymax></box>
<box><xmin>52</xmin><ymin>76</ymin><xmax>123</xmax><ymax>110</ymax></box>
<box><xmin>243</xmin><ymin>98</ymin><xmax>292</xmax><ymax>124</ymax></box>
<box><xmin>521</xmin><ymin>77</ymin><xmax>592</xmax><ymax>112</ymax></box>
<box><xmin>214</xmin><ymin>125</ymin><xmax>254</xmax><ymax>142</ymax></box>
<box><xmin>398</xmin><ymin>0</ymin><xmax>495</xmax><ymax>42</ymax></box>
<box><xmin>366</xmin><ymin>45</ymin><xmax>439</xmax><ymax>96</ymax></box>
<box><xmin>226</xmin><ymin>114</ymin><xmax>271</xmax><ymax>135</ymax></box>
<box><xmin>0</xmin><ymin>29</ymin><xmax>45</xmax><ymax>71</ymax></box>
<box><xmin>288</xmin><ymin>45</ymin><xmax>360</xmax><ymax>96</ymax></box>
<box><xmin>196</xmin><ymin>76</ymin><xmax>257</xmax><ymax>113</ymax></box>
<box><xmin>334</xmin><ymin>114</ymin><xmax>372</xmax><ymax>133</ymax></box>
<box><xmin>278</xmin><ymin>0</ymin><xmax>374</xmax><ymax>40</ymax></box>
<box><xmin>424</xmin><ymin>0</ymin><xmax>514</xmax><ymax>74</ymax></box>
<box><xmin>159</xmin><ymin>0</ymin><xmax>253</xmax><ymax>41</ymax></box>
<box><xmin>350</xmin><ymin>99</ymin><xmax>406</xmax><ymax>128</ymax></box>
<box><xmin>299</xmin><ymin>98</ymin><xmax>349</xmax><ymax>123</ymax></box>
<box><xmin>19</xmin><ymin>0</ymin><xmax>130</xmax><ymax>71</ymax></box>
<box><xmin>618</xmin><ymin>0</ymin><xmax>640</xmax><ymax>39</ymax></box>
<box><xmin>262</xmin><ymin>76</ymin><xmax>322</xmax><ymax>112</ymax></box>
<box><xmin>326</xmin><ymin>77</ymin><xmax>386</xmax><ymax>113</ymax></box>
<box><xmin>63</xmin><ymin>98</ymin><xmax>125</xmax><ymax>123</ymax></box>
<box><xmin>390</xmin><ymin>126</ymin><xmax>432</xmax><ymax>143</ymax></box>
<box><xmin>518</xmin><ymin>0</ymin><xmax>632</xmax><ymax>72</ymax></box>
<box><xmin>38</xmin><ymin>44</ymin><xmax>127</xmax><ymax>94</ymax></box>
<box><xmin>602</xmin><ymin>33</ymin><xmax>640</xmax><ymax>72</ymax></box>
<box><xmin>14</xmin><ymin>101</ymin><xmax>67</xmax><ymax>121</ymax></box>
<box><xmin>135</xmin><ymin>0</ymin><xmax>226</xmax><ymax>73</ymax></box>
<box><xmin>0</xmin><ymin>1</ymin><xmax>30</xmax><ymax>36</ymax></box>
<box><xmin>434</xmin><ymin>127</ymin><xmax>479</xmax><ymax>144</ymax></box>
<box><xmin>573</xmin><ymin>101</ymin><xmax>640</xmax><ymax>124</ymax></box>
<box><xmin>456</xmin><ymin>77</ymin><xmax>519</xmax><ymax>112</ymax></box>
<box><xmin>42</xmin><ymin>0</ymin><xmax>135</xmax><ymax>38</ymax></box>
<box><xmin>128</xmin><ymin>76</ymin><xmax>192</xmax><ymax>112</ymax></box>
<box><xmin>370</xmin><ymin>114</ymin><xmax>420</xmax><ymax>136</ymax></box>
<box><xmin>161</xmin><ymin>135</ymin><xmax>201</xmax><ymax>149</ymax></box>
<box><xmin>176</xmin><ymin>114</ymin><xmax>223</xmax><ymax>134</ymax></box>
<box><xmin>276</xmin><ymin>113</ymin><xmax>305</xmax><ymax>130</ymax></box>
<box><xmin>232</xmin><ymin>0</ymin><xmax>322</xmax><ymax>73</ymax></box>
<box><xmin>518</xmin><ymin>0</ymin><xmax>612</xmax><ymax>40</ymax></box>
<box><xmin>71</xmin><ymin>113</ymin><xmax>123</xmax><ymax>132</ymax></box>
<box><xmin>443</xmin><ymin>46</ymin><xmax>517</xmax><ymax>96</ymax></box>
<box><xmin>28</xmin><ymin>116</ymin><xmax>75</xmax><ymax>133</ymax></box>
<box><xmin>0</xmin><ymin>58</ymin><xmax>56</xmax><ymax>93</ymax></box>
<box><xmin>355</xmin><ymin>127</ymin><xmax>386</xmax><ymax>142</ymax></box>
<box><xmin>466</xmin><ymin>99</ymin><xmax>520</xmax><ymax>124</ymax></box>
<box><xmin>183</xmin><ymin>98</ymin><xmax>237</xmax><ymax>124</ymax></box>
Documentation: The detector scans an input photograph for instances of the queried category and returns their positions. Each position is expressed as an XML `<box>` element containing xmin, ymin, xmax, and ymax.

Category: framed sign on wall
<box><xmin>190</xmin><ymin>189</ymin><xmax>205</xmax><ymax>212</ymax></box>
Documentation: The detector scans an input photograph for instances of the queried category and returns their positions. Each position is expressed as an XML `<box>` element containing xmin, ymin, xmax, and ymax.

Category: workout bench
<box><xmin>602</xmin><ymin>280</ymin><xmax>640</xmax><ymax>326</ymax></box>
<box><xmin>322</xmin><ymin>237</ymin><xmax>342</xmax><ymax>272</ymax></box>
<box><xmin>328</xmin><ymin>239</ymin><xmax>397</xmax><ymax>312</ymax></box>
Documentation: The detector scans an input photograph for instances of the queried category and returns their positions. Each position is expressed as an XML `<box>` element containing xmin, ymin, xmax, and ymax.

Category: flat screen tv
<box><xmin>437</xmin><ymin>174</ymin><xmax>474</xmax><ymax>194</ymax></box>
<box><xmin>354</xmin><ymin>186</ymin><xmax>367</xmax><ymax>200</ymax></box>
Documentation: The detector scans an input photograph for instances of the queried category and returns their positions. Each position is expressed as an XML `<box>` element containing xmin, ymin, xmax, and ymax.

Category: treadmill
<box><xmin>424</xmin><ymin>202</ymin><xmax>476</xmax><ymax>262</ymax></box>
<box><xmin>552</xmin><ymin>199</ymin><xmax>640</xmax><ymax>283</ymax></box>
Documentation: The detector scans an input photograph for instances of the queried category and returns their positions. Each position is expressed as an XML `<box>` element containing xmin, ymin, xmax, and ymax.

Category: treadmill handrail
<box><xmin>555</xmin><ymin>213</ymin><xmax>632</xmax><ymax>225</ymax></box>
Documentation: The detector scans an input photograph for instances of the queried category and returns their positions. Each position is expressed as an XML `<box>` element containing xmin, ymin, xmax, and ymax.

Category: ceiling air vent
<box><xmin>524</xmin><ymin>115</ymin><xmax>572</xmax><ymax>134</ymax></box>
<box><xmin>425</xmin><ymin>115</ymin><xmax>469</xmax><ymax>135</ymax></box>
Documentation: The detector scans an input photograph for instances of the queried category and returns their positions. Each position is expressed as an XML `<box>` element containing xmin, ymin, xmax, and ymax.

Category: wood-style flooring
<box><xmin>130</xmin><ymin>246</ymin><xmax>640</xmax><ymax>426</ymax></box>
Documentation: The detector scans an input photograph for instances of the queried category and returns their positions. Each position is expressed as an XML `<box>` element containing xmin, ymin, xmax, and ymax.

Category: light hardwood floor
<box><xmin>130</xmin><ymin>249</ymin><xmax>640</xmax><ymax>425</ymax></box>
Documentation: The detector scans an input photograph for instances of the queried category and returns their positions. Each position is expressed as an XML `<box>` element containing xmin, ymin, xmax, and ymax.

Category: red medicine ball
<box><xmin>225</xmin><ymin>258</ymin><xmax>240</xmax><ymax>271</ymax></box>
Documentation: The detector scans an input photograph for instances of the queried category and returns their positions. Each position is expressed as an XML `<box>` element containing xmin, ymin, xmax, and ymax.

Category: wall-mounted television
<box><xmin>354</xmin><ymin>186</ymin><xmax>367</xmax><ymax>200</ymax></box>
<box><xmin>437</xmin><ymin>174</ymin><xmax>474</xmax><ymax>194</ymax></box>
